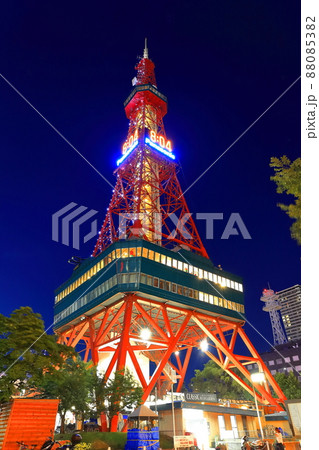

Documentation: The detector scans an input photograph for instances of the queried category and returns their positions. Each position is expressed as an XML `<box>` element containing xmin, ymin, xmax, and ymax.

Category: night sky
<box><xmin>1</xmin><ymin>1</ymin><xmax>300</xmax><ymax>372</ymax></box>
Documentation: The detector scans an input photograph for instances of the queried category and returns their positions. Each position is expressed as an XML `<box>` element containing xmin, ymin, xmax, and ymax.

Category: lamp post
<box><xmin>250</xmin><ymin>372</ymin><xmax>270</xmax><ymax>450</ymax></box>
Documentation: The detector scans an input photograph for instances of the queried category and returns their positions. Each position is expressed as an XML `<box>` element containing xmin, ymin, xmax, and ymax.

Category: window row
<box><xmin>54</xmin><ymin>270</ymin><xmax>245</xmax><ymax>325</ymax></box>
<box><xmin>54</xmin><ymin>272</ymin><xmax>140</xmax><ymax>323</ymax></box>
<box><xmin>140</xmin><ymin>273</ymin><xmax>245</xmax><ymax>314</ymax></box>
<box><xmin>138</xmin><ymin>247</ymin><xmax>243</xmax><ymax>293</ymax></box>
<box><xmin>55</xmin><ymin>245</ymin><xmax>243</xmax><ymax>304</ymax></box>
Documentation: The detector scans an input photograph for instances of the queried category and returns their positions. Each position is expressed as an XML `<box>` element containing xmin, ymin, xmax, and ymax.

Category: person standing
<box><xmin>274</xmin><ymin>427</ymin><xmax>284</xmax><ymax>450</ymax></box>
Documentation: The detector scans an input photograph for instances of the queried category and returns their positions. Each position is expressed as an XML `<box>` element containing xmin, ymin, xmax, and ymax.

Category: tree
<box><xmin>39</xmin><ymin>357</ymin><xmax>94</xmax><ymax>433</ymax></box>
<box><xmin>0</xmin><ymin>307</ymin><xmax>74</xmax><ymax>403</ymax></box>
<box><xmin>274</xmin><ymin>372</ymin><xmax>301</xmax><ymax>400</ymax></box>
<box><xmin>189</xmin><ymin>360</ymin><xmax>251</xmax><ymax>400</ymax></box>
<box><xmin>270</xmin><ymin>156</ymin><xmax>301</xmax><ymax>245</ymax></box>
<box><xmin>103</xmin><ymin>370</ymin><xmax>143</xmax><ymax>431</ymax></box>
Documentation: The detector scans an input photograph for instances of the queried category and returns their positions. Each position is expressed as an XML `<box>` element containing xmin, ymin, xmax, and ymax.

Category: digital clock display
<box><xmin>149</xmin><ymin>130</ymin><xmax>172</xmax><ymax>152</ymax></box>
<box><xmin>118</xmin><ymin>129</ymin><xmax>175</xmax><ymax>166</ymax></box>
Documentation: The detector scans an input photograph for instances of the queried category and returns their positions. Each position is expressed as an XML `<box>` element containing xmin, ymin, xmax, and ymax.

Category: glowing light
<box><xmin>140</xmin><ymin>328</ymin><xmax>152</xmax><ymax>341</ymax></box>
<box><xmin>116</xmin><ymin>140</ymin><xmax>138</xmax><ymax>166</ymax></box>
<box><xmin>200</xmin><ymin>339</ymin><xmax>208</xmax><ymax>352</ymax></box>
<box><xmin>251</xmin><ymin>372</ymin><xmax>266</xmax><ymax>383</ymax></box>
<box><xmin>145</xmin><ymin>137</ymin><xmax>175</xmax><ymax>160</ymax></box>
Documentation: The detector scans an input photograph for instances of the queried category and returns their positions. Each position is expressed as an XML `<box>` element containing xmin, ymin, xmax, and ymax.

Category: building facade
<box><xmin>277</xmin><ymin>285</ymin><xmax>301</xmax><ymax>342</ymax></box>
<box><xmin>247</xmin><ymin>340</ymin><xmax>301</xmax><ymax>381</ymax></box>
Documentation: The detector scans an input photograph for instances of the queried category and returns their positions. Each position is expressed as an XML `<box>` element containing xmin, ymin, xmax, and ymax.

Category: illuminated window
<box><xmin>189</xmin><ymin>289</ymin><xmax>194</xmax><ymax>298</ymax></box>
<box><xmin>208</xmin><ymin>272</ymin><xmax>213</xmax><ymax>281</ymax></box>
<box><xmin>122</xmin><ymin>274</ymin><xmax>129</xmax><ymax>284</ymax></box>
<box><xmin>198</xmin><ymin>269</ymin><xmax>203</xmax><ymax>278</ymax></box>
<box><xmin>172</xmin><ymin>259</ymin><xmax>178</xmax><ymax>269</ymax></box>
<box><xmin>129</xmin><ymin>273</ymin><xmax>137</xmax><ymax>284</ymax></box>
<box><xmin>217</xmin><ymin>276</ymin><xmax>222</xmax><ymax>285</ymax></box>
<box><xmin>141</xmin><ymin>274</ymin><xmax>147</xmax><ymax>284</ymax></box>
<box><xmin>177</xmin><ymin>285</ymin><xmax>183</xmax><ymax>295</ymax></box>
<box><xmin>100</xmin><ymin>259</ymin><xmax>105</xmax><ymax>268</ymax></box>
<box><xmin>122</xmin><ymin>248</ymin><xmax>129</xmax><ymax>258</ymax></box>
<box><xmin>137</xmin><ymin>247</ymin><xmax>142</xmax><ymax>257</ymax></box>
<box><xmin>204</xmin><ymin>271</ymin><xmax>208</xmax><ymax>279</ymax></box>
<box><xmin>178</xmin><ymin>261</ymin><xmax>183</xmax><ymax>271</ymax></box>
<box><xmin>149</xmin><ymin>250</ymin><xmax>154</xmax><ymax>260</ymax></box>
<box><xmin>155</xmin><ymin>252</ymin><xmax>160</xmax><ymax>262</ymax></box>
<box><xmin>142</xmin><ymin>248</ymin><xmax>148</xmax><ymax>258</ymax></box>
<box><xmin>166</xmin><ymin>257</ymin><xmax>172</xmax><ymax>267</ymax></box>
<box><xmin>230</xmin><ymin>280</ymin><xmax>235</xmax><ymax>289</ymax></box>
<box><xmin>292</xmin><ymin>355</ymin><xmax>299</xmax><ymax>362</ymax></box>
<box><xmin>219</xmin><ymin>298</ymin><xmax>223</xmax><ymax>307</ymax></box>
<box><xmin>183</xmin><ymin>263</ymin><xmax>188</xmax><ymax>272</ymax></box>
<box><xmin>213</xmin><ymin>274</ymin><xmax>217</xmax><ymax>283</ymax></box>
<box><xmin>234</xmin><ymin>282</ymin><xmax>239</xmax><ymax>290</ymax></box>
<box><xmin>226</xmin><ymin>278</ymin><xmax>230</xmax><ymax>288</ymax></box>
<box><xmin>214</xmin><ymin>296</ymin><xmax>219</xmax><ymax>305</ymax></box>
<box><xmin>189</xmin><ymin>265</ymin><xmax>194</xmax><ymax>274</ymax></box>
<box><xmin>199</xmin><ymin>292</ymin><xmax>204</xmax><ymax>301</ymax></box>
<box><xmin>147</xmin><ymin>275</ymin><xmax>152</xmax><ymax>286</ymax></box>
<box><xmin>223</xmin><ymin>299</ymin><xmax>227</xmax><ymax>308</ymax></box>
<box><xmin>204</xmin><ymin>293</ymin><xmax>209</xmax><ymax>302</ymax></box>
<box><xmin>153</xmin><ymin>277</ymin><xmax>159</xmax><ymax>288</ymax></box>
<box><xmin>129</xmin><ymin>248</ymin><xmax>136</xmax><ymax>257</ymax></box>
<box><xmin>193</xmin><ymin>267</ymin><xmax>199</xmax><ymax>276</ymax></box>
<box><xmin>160</xmin><ymin>254</ymin><xmax>166</xmax><ymax>265</ymax></box>
<box><xmin>239</xmin><ymin>283</ymin><xmax>243</xmax><ymax>292</ymax></box>
<box><xmin>172</xmin><ymin>283</ymin><xmax>177</xmax><ymax>293</ymax></box>
<box><xmin>209</xmin><ymin>295</ymin><xmax>214</xmax><ymax>304</ymax></box>
<box><xmin>193</xmin><ymin>290</ymin><xmax>199</xmax><ymax>299</ymax></box>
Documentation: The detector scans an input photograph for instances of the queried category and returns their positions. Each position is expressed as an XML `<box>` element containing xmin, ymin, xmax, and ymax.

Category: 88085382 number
<box><xmin>306</xmin><ymin>16</ymin><xmax>316</xmax><ymax>78</ymax></box>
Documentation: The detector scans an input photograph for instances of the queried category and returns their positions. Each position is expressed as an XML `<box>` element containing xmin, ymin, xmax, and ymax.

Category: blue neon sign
<box><xmin>145</xmin><ymin>137</ymin><xmax>176</xmax><ymax>160</ymax></box>
<box><xmin>116</xmin><ymin>140</ymin><xmax>138</xmax><ymax>166</ymax></box>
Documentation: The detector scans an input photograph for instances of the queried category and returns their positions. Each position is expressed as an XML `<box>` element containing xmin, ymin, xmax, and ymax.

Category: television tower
<box><xmin>54</xmin><ymin>42</ymin><xmax>286</xmax><ymax>430</ymax></box>
<box><xmin>261</xmin><ymin>289</ymin><xmax>287</xmax><ymax>346</ymax></box>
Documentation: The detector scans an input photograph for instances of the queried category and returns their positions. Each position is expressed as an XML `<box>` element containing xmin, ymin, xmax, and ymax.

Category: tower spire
<box><xmin>143</xmin><ymin>37</ymin><xmax>149</xmax><ymax>59</ymax></box>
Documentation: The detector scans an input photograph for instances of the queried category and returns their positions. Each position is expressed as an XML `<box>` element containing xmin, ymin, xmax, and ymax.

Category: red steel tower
<box><xmin>54</xmin><ymin>42</ymin><xmax>286</xmax><ymax>430</ymax></box>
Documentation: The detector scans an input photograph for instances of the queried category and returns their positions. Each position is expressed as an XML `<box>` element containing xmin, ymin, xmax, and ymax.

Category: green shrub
<box><xmin>91</xmin><ymin>440</ymin><xmax>109</xmax><ymax>450</ymax></box>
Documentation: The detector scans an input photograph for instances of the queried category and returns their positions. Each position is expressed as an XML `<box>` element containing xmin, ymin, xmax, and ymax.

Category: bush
<box><xmin>91</xmin><ymin>440</ymin><xmax>109</xmax><ymax>450</ymax></box>
<box><xmin>55</xmin><ymin>432</ymin><xmax>126</xmax><ymax>448</ymax></box>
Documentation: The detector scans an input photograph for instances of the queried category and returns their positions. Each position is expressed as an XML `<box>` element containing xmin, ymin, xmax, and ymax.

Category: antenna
<box><xmin>143</xmin><ymin>37</ymin><xmax>149</xmax><ymax>59</ymax></box>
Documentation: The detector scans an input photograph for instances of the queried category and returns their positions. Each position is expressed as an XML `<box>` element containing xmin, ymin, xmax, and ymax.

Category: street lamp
<box><xmin>251</xmin><ymin>372</ymin><xmax>270</xmax><ymax>450</ymax></box>
<box><xmin>140</xmin><ymin>328</ymin><xmax>151</xmax><ymax>341</ymax></box>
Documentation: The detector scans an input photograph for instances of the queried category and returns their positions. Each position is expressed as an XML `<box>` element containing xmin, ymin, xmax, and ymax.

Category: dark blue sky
<box><xmin>1</xmin><ymin>1</ymin><xmax>300</xmax><ymax>366</ymax></box>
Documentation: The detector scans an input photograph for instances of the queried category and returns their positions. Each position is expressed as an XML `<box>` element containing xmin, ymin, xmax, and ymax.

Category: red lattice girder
<box><xmin>56</xmin><ymin>294</ymin><xmax>286</xmax><ymax>411</ymax></box>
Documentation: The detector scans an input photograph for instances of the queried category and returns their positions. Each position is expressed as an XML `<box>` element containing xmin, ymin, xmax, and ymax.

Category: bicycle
<box><xmin>16</xmin><ymin>442</ymin><xmax>37</xmax><ymax>450</ymax></box>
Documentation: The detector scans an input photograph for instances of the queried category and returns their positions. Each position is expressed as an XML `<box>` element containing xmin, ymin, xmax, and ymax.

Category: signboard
<box><xmin>285</xmin><ymin>400</ymin><xmax>301</xmax><ymax>437</ymax></box>
<box><xmin>174</xmin><ymin>435</ymin><xmax>195</xmax><ymax>448</ymax></box>
<box><xmin>185</xmin><ymin>392</ymin><xmax>217</xmax><ymax>402</ymax></box>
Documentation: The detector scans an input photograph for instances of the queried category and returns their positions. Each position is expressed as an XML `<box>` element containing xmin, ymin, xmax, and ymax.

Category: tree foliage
<box><xmin>274</xmin><ymin>372</ymin><xmax>301</xmax><ymax>400</ymax></box>
<box><xmin>190</xmin><ymin>360</ymin><xmax>251</xmax><ymax>400</ymax></box>
<box><xmin>103</xmin><ymin>370</ymin><xmax>143</xmax><ymax>428</ymax></box>
<box><xmin>38</xmin><ymin>357</ymin><xmax>93</xmax><ymax>433</ymax></box>
<box><xmin>0</xmin><ymin>307</ymin><xmax>74</xmax><ymax>403</ymax></box>
<box><xmin>270</xmin><ymin>156</ymin><xmax>301</xmax><ymax>245</ymax></box>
